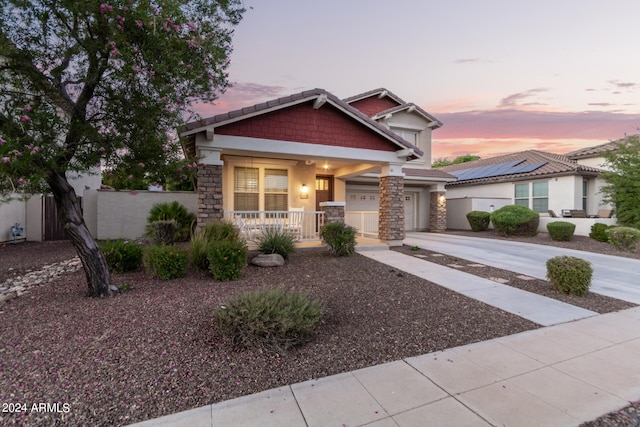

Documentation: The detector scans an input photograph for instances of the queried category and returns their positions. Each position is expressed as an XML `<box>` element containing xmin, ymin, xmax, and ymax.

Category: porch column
<box><xmin>197</xmin><ymin>148</ymin><xmax>224</xmax><ymax>229</ymax></box>
<box><xmin>429</xmin><ymin>184</ymin><xmax>447</xmax><ymax>232</ymax></box>
<box><xmin>379</xmin><ymin>164</ymin><xmax>405</xmax><ymax>246</ymax></box>
<box><xmin>319</xmin><ymin>201</ymin><xmax>345</xmax><ymax>224</ymax></box>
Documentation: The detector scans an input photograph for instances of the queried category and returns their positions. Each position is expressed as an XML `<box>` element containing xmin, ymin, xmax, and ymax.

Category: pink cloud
<box><xmin>193</xmin><ymin>82</ymin><xmax>290</xmax><ymax>118</ymax></box>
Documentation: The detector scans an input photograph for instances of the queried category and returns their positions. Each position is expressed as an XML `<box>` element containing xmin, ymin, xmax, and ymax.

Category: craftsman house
<box><xmin>179</xmin><ymin>88</ymin><xmax>455</xmax><ymax>245</ymax></box>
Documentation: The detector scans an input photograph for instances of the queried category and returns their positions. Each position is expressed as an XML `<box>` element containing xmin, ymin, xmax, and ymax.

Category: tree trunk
<box><xmin>47</xmin><ymin>171</ymin><xmax>114</xmax><ymax>297</ymax></box>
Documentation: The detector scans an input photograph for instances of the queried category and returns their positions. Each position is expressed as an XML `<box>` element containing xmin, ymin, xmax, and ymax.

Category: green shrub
<box><xmin>146</xmin><ymin>201</ymin><xmax>195</xmax><ymax>242</ymax></box>
<box><xmin>143</xmin><ymin>245</ymin><xmax>188</xmax><ymax>280</ymax></box>
<box><xmin>546</xmin><ymin>221</ymin><xmax>576</xmax><ymax>241</ymax></box>
<box><xmin>590</xmin><ymin>223</ymin><xmax>615</xmax><ymax>242</ymax></box>
<box><xmin>546</xmin><ymin>256</ymin><xmax>593</xmax><ymax>296</ymax></box>
<box><xmin>147</xmin><ymin>219</ymin><xmax>178</xmax><ymax>245</ymax></box>
<box><xmin>207</xmin><ymin>239</ymin><xmax>248</xmax><ymax>281</ymax></box>
<box><xmin>490</xmin><ymin>205</ymin><xmax>539</xmax><ymax>236</ymax></box>
<box><xmin>99</xmin><ymin>239</ymin><xmax>143</xmax><ymax>273</ymax></box>
<box><xmin>606</xmin><ymin>226</ymin><xmax>640</xmax><ymax>252</ymax></box>
<box><xmin>321</xmin><ymin>222</ymin><xmax>357</xmax><ymax>256</ymax></box>
<box><xmin>189</xmin><ymin>221</ymin><xmax>242</xmax><ymax>270</ymax></box>
<box><xmin>255</xmin><ymin>228</ymin><xmax>296</xmax><ymax>259</ymax></box>
<box><xmin>466</xmin><ymin>210</ymin><xmax>491</xmax><ymax>232</ymax></box>
<box><xmin>214</xmin><ymin>288</ymin><xmax>323</xmax><ymax>354</ymax></box>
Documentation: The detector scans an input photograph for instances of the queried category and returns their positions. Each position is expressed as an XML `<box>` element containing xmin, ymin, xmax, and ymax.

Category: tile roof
<box><xmin>402</xmin><ymin>168</ymin><xmax>457</xmax><ymax>180</ymax></box>
<box><xmin>342</xmin><ymin>88</ymin><xmax>407</xmax><ymax>105</ymax></box>
<box><xmin>438</xmin><ymin>150</ymin><xmax>601</xmax><ymax>187</ymax></box>
<box><xmin>178</xmin><ymin>88</ymin><xmax>424</xmax><ymax>157</ymax></box>
<box><xmin>371</xmin><ymin>103</ymin><xmax>443</xmax><ymax>129</ymax></box>
<box><xmin>565</xmin><ymin>140</ymin><xmax>619</xmax><ymax>159</ymax></box>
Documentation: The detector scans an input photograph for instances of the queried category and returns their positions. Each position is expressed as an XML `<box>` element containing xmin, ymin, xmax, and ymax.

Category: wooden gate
<box><xmin>44</xmin><ymin>196</ymin><xmax>82</xmax><ymax>241</ymax></box>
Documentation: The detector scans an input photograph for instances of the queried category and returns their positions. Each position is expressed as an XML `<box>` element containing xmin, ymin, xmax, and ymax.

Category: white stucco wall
<box><xmin>0</xmin><ymin>197</ymin><xmax>27</xmax><ymax>243</ymax></box>
<box><xmin>92</xmin><ymin>190</ymin><xmax>197</xmax><ymax>240</ymax></box>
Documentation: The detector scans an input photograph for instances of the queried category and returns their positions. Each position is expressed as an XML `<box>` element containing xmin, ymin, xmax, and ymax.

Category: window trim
<box><xmin>228</xmin><ymin>160</ymin><xmax>292</xmax><ymax>211</ymax></box>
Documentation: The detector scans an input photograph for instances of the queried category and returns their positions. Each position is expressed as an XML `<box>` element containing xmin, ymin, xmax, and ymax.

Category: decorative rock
<box><xmin>251</xmin><ymin>253</ymin><xmax>285</xmax><ymax>267</ymax></box>
<box><xmin>0</xmin><ymin>256</ymin><xmax>82</xmax><ymax>302</ymax></box>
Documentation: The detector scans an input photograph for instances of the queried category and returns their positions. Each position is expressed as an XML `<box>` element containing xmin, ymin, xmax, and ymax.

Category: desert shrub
<box><xmin>190</xmin><ymin>221</ymin><xmax>242</xmax><ymax>270</ymax></box>
<box><xmin>146</xmin><ymin>201</ymin><xmax>195</xmax><ymax>241</ymax></box>
<box><xmin>99</xmin><ymin>239</ymin><xmax>143</xmax><ymax>273</ymax></box>
<box><xmin>606</xmin><ymin>226</ymin><xmax>640</xmax><ymax>252</ymax></box>
<box><xmin>214</xmin><ymin>288</ymin><xmax>323</xmax><ymax>353</ymax></box>
<box><xmin>466</xmin><ymin>210</ymin><xmax>491</xmax><ymax>232</ymax></box>
<box><xmin>589</xmin><ymin>223</ymin><xmax>616</xmax><ymax>243</ymax></box>
<box><xmin>207</xmin><ymin>239</ymin><xmax>248</xmax><ymax>281</ymax></box>
<box><xmin>255</xmin><ymin>228</ymin><xmax>296</xmax><ymax>259</ymax></box>
<box><xmin>143</xmin><ymin>245</ymin><xmax>188</xmax><ymax>280</ymax></box>
<box><xmin>546</xmin><ymin>221</ymin><xmax>576</xmax><ymax>241</ymax></box>
<box><xmin>546</xmin><ymin>256</ymin><xmax>593</xmax><ymax>296</ymax></box>
<box><xmin>147</xmin><ymin>219</ymin><xmax>178</xmax><ymax>245</ymax></box>
<box><xmin>321</xmin><ymin>222</ymin><xmax>357</xmax><ymax>256</ymax></box>
<box><xmin>490</xmin><ymin>205</ymin><xmax>539</xmax><ymax>236</ymax></box>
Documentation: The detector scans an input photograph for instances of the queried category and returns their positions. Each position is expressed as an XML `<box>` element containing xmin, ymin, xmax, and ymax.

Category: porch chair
<box><xmin>597</xmin><ymin>209</ymin><xmax>613</xmax><ymax>218</ymax></box>
<box><xmin>287</xmin><ymin>207</ymin><xmax>305</xmax><ymax>241</ymax></box>
<box><xmin>548</xmin><ymin>210</ymin><xmax>558</xmax><ymax>218</ymax></box>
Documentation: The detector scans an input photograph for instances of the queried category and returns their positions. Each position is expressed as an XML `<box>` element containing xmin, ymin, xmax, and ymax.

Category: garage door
<box><xmin>346</xmin><ymin>191</ymin><xmax>416</xmax><ymax>231</ymax></box>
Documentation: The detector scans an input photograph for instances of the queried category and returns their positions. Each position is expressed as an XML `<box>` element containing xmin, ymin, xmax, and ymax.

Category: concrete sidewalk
<box><xmin>129</xmin><ymin>307</ymin><xmax>640</xmax><ymax>427</ymax></box>
<box><xmin>128</xmin><ymin>245</ymin><xmax>640</xmax><ymax>427</ymax></box>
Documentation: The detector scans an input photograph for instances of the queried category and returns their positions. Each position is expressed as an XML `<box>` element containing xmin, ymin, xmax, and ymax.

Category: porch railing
<box><xmin>345</xmin><ymin>210</ymin><xmax>379</xmax><ymax>238</ymax></box>
<box><xmin>224</xmin><ymin>210</ymin><xmax>325</xmax><ymax>242</ymax></box>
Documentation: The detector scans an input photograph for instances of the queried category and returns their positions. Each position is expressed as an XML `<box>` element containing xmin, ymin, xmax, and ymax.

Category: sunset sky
<box><xmin>195</xmin><ymin>0</ymin><xmax>640</xmax><ymax>161</ymax></box>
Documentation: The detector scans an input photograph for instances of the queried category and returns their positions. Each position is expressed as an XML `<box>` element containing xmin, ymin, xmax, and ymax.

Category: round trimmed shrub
<box><xmin>100</xmin><ymin>239</ymin><xmax>143</xmax><ymax>273</ymax></box>
<box><xmin>207</xmin><ymin>239</ymin><xmax>248</xmax><ymax>281</ymax></box>
<box><xmin>190</xmin><ymin>220</ymin><xmax>242</xmax><ymax>271</ymax></box>
<box><xmin>143</xmin><ymin>245</ymin><xmax>188</xmax><ymax>280</ymax></box>
<box><xmin>546</xmin><ymin>256</ymin><xmax>593</xmax><ymax>296</ymax></box>
<box><xmin>466</xmin><ymin>210</ymin><xmax>491</xmax><ymax>232</ymax></box>
<box><xmin>546</xmin><ymin>221</ymin><xmax>576</xmax><ymax>241</ymax></box>
<box><xmin>490</xmin><ymin>205</ymin><xmax>539</xmax><ymax>236</ymax></box>
<box><xmin>589</xmin><ymin>223</ymin><xmax>615</xmax><ymax>242</ymax></box>
<box><xmin>214</xmin><ymin>288</ymin><xmax>323</xmax><ymax>354</ymax></box>
<box><xmin>606</xmin><ymin>226</ymin><xmax>640</xmax><ymax>252</ymax></box>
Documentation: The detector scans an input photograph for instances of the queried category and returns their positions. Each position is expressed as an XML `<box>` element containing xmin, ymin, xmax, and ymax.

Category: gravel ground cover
<box><xmin>0</xmin><ymin>232</ymin><xmax>638</xmax><ymax>426</ymax></box>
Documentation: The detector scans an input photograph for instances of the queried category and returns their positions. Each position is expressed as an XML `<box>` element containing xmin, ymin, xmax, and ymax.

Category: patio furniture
<box><xmin>561</xmin><ymin>209</ymin><xmax>572</xmax><ymax>218</ymax></box>
<box><xmin>569</xmin><ymin>210</ymin><xmax>587</xmax><ymax>218</ymax></box>
<box><xmin>548</xmin><ymin>210</ymin><xmax>559</xmax><ymax>218</ymax></box>
<box><xmin>597</xmin><ymin>209</ymin><xmax>613</xmax><ymax>218</ymax></box>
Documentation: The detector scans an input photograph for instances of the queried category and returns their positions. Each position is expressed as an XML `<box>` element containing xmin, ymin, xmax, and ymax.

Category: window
<box><xmin>514</xmin><ymin>181</ymin><xmax>548</xmax><ymax>212</ymax></box>
<box><xmin>264</xmin><ymin>169</ymin><xmax>288</xmax><ymax>211</ymax></box>
<box><xmin>233</xmin><ymin>166</ymin><xmax>288</xmax><ymax>211</ymax></box>
<box><xmin>514</xmin><ymin>183</ymin><xmax>529</xmax><ymax>207</ymax></box>
<box><xmin>391</xmin><ymin>128</ymin><xmax>418</xmax><ymax>145</ymax></box>
<box><xmin>234</xmin><ymin>167</ymin><xmax>259</xmax><ymax>210</ymax></box>
<box><xmin>532</xmin><ymin>182</ymin><xmax>548</xmax><ymax>212</ymax></box>
<box><xmin>582</xmin><ymin>180</ymin><xmax>588</xmax><ymax>211</ymax></box>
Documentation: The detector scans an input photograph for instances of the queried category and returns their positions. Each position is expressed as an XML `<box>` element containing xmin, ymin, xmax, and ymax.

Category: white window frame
<box><xmin>513</xmin><ymin>181</ymin><xmax>548</xmax><ymax>213</ymax></box>
<box><xmin>227</xmin><ymin>157</ymin><xmax>294</xmax><ymax>211</ymax></box>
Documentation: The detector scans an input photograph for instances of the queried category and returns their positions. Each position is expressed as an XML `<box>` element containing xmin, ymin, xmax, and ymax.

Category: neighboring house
<box><xmin>438</xmin><ymin>147</ymin><xmax>616</xmax><ymax>233</ymax></box>
<box><xmin>179</xmin><ymin>88</ymin><xmax>456</xmax><ymax>245</ymax></box>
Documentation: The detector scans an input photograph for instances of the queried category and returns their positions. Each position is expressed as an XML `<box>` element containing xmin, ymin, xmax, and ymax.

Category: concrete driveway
<box><xmin>404</xmin><ymin>232</ymin><xmax>640</xmax><ymax>304</ymax></box>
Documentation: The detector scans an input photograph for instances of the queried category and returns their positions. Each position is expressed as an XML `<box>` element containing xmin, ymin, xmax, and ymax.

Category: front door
<box><xmin>315</xmin><ymin>175</ymin><xmax>333</xmax><ymax>211</ymax></box>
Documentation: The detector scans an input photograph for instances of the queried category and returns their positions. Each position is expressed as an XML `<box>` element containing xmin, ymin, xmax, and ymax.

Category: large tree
<box><xmin>600</xmin><ymin>135</ymin><xmax>640</xmax><ymax>229</ymax></box>
<box><xmin>0</xmin><ymin>0</ymin><xmax>244</xmax><ymax>296</ymax></box>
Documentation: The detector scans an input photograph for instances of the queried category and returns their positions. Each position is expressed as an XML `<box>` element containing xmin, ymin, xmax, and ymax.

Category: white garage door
<box><xmin>346</xmin><ymin>191</ymin><xmax>416</xmax><ymax>231</ymax></box>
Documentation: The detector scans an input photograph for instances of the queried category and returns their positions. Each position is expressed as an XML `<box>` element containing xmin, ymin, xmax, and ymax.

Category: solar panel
<box><xmin>450</xmin><ymin>160</ymin><xmax>547</xmax><ymax>180</ymax></box>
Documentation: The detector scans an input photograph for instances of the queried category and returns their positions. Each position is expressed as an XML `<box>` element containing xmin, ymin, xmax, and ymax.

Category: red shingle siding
<box><xmin>216</xmin><ymin>102</ymin><xmax>396</xmax><ymax>152</ymax></box>
<box><xmin>349</xmin><ymin>97</ymin><xmax>401</xmax><ymax>117</ymax></box>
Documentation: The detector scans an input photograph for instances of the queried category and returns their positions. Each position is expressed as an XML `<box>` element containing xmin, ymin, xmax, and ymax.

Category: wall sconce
<box><xmin>438</xmin><ymin>194</ymin><xmax>446</xmax><ymax>203</ymax></box>
<box><xmin>300</xmin><ymin>184</ymin><xmax>309</xmax><ymax>199</ymax></box>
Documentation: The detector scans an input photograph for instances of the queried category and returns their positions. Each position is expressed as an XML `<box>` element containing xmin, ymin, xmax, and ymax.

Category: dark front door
<box><xmin>315</xmin><ymin>175</ymin><xmax>333</xmax><ymax>211</ymax></box>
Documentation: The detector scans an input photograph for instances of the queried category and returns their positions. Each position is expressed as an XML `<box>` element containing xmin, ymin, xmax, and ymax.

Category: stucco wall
<box><xmin>446</xmin><ymin>197</ymin><xmax>511</xmax><ymax>230</ymax></box>
<box><xmin>0</xmin><ymin>197</ymin><xmax>27</xmax><ymax>243</ymax></box>
<box><xmin>90</xmin><ymin>190</ymin><xmax>197</xmax><ymax>240</ymax></box>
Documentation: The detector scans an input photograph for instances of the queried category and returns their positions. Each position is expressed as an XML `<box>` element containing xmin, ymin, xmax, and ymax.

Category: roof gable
<box><xmin>565</xmin><ymin>140</ymin><xmax>619</xmax><ymax>159</ymax></box>
<box><xmin>180</xmin><ymin>88</ymin><xmax>423</xmax><ymax>158</ymax></box>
